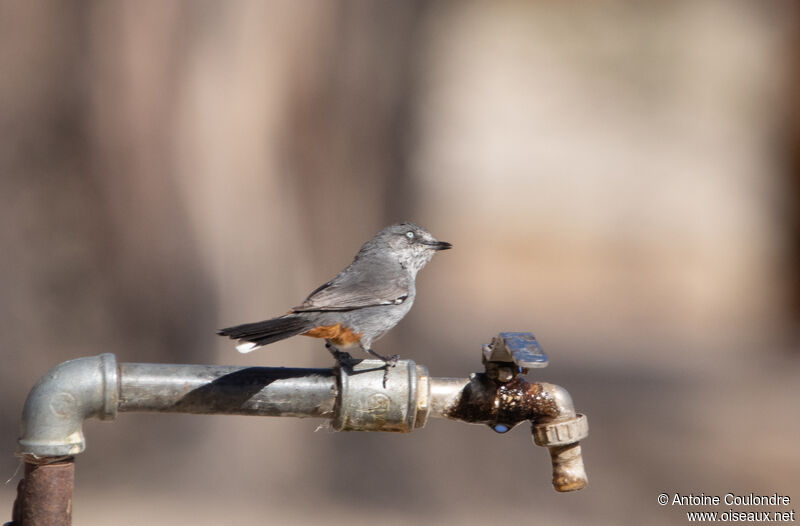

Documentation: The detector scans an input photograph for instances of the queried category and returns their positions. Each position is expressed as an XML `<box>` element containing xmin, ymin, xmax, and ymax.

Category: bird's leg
<box><xmin>326</xmin><ymin>341</ymin><xmax>354</xmax><ymax>368</ymax></box>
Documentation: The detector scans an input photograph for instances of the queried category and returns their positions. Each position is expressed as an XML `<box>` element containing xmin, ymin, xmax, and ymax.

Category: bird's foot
<box><xmin>381</xmin><ymin>355</ymin><xmax>400</xmax><ymax>388</ymax></box>
<box><xmin>366</xmin><ymin>347</ymin><xmax>398</xmax><ymax>363</ymax></box>
<box><xmin>365</xmin><ymin>348</ymin><xmax>399</xmax><ymax>388</ymax></box>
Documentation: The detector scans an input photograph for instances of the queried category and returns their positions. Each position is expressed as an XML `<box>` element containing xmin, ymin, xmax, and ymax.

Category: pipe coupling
<box><xmin>532</xmin><ymin>413</ymin><xmax>589</xmax><ymax>447</ymax></box>
<box><xmin>333</xmin><ymin>359</ymin><xmax>428</xmax><ymax>432</ymax></box>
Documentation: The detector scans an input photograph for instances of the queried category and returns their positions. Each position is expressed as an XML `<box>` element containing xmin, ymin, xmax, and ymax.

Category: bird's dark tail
<box><xmin>218</xmin><ymin>314</ymin><xmax>313</xmax><ymax>353</ymax></box>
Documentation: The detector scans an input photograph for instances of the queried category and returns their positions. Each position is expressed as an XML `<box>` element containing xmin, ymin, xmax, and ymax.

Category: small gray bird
<box><xmin>218</xmin><ymin>222</ymin><xmax>451</xmax><ymax>362</ymax></box>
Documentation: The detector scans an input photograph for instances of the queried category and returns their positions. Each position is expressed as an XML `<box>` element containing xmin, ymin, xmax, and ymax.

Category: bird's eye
<box><xmin>405</xmin><ymin>231</ymin><xmax>415</xmax><ymax>239</ymax></box>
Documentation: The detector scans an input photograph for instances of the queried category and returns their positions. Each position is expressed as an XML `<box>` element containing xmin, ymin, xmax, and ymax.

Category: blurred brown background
<box><xmin>2</xmin><ymin>1</ymin><xmax>799</xmax><ymax>524</ymax></box>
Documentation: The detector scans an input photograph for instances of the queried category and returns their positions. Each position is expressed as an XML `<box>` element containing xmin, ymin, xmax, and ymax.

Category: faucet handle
<box><xmin>483</xmin><ymin>332</ymin><xmax>549</xmax><ymax>369</ymax></box>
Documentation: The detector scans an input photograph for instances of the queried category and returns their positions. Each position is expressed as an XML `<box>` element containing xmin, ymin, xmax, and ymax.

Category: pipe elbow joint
<box><xmin>18</xmin><ymin>353</ymin><xmax>119</xmax><ymax>458</ymax></box>
<box><xmin>535</xmin><ymin>382</ymin><xmax>576</xmax><ymax>420</ymax></box>
<box><xmin>530</xmin><ymin>381</ymin><xmax>587</xmax><ymax>444</ymax></box>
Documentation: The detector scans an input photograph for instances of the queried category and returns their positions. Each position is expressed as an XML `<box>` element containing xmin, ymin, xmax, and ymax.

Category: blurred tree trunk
<box><xmin>86</xmin><ymin>2</ymin><xmax>217</xmax><ymax>365</ymax></box>
<box><xmin>782</xmin><ymin>3</ymin><xmax>800</xmax><ymax>342</ymax></box>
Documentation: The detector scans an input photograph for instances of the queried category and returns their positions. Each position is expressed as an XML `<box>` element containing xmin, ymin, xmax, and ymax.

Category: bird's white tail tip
<box><xmin>236</xmin><ymin>341</ymin><xmax>260</xmax><ymax>354</ymax></box>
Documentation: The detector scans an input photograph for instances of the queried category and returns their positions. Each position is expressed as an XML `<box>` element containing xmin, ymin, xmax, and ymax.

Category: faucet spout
<box><xmin>530</xmin><ymin>382</ymin><xmax>589</xmax><ymax>492</ymax></box>
<box><xmin>430</xmin><ymin>374</ymin><xmax>589</xmax><ymax>492</ymax></box>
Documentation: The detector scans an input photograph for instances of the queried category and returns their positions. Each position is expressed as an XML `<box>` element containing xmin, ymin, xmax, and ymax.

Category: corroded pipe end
<box><xmin>548</xmin><ymin>442</ymin><xmax>588</xmax><ymax>492</ymax></box>
<box><xmin>14</xmin><ymin>457</ymin><xmax>75</xmax><ymax>525</ymax></box>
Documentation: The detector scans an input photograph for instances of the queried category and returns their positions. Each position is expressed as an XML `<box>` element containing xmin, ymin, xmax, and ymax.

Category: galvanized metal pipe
<box><xmin>428</xmin><ymin>377</ymin><xmax>469</xmax><ymax>419</ymax></box>
<box><xmin>13</xmin><ymin>351</ymin><xmax>588</xmax><ymax>525</ymax></box>
<box><xmin>118</xmin><ymin>363</ymin><xmax>336</xmax><ymax>418</ymax></box>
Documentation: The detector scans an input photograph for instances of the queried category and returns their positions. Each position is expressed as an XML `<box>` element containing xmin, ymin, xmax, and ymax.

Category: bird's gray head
<box><xmin>358</xmin><ymin>222</ymin><xmax>452</xmax><ymax>277</ymax></box>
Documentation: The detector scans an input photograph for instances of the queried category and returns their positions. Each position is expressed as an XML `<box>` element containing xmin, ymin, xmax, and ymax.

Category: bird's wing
<box><xmin>291</xmin><ymin>264</ymin><xmax>410</xmax><ymax>312</ymax></box>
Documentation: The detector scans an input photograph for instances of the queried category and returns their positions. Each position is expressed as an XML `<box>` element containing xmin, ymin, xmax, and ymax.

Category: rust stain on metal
<box><xmin>15</xmin><ymin>457</ymin><xmax>75</xmax><ymax>526</ymax></box>
<box><xmin>444</xmin><ymin>374</ymin><xmax>497</xmax><ymax>423</ymax></box>
<box><xmin>504</xmin><ymin>378</ymin><xmax>559</xmax><ymax>420</ymax></box>
<box><xmin>445</xmin><ymin>374</ymin><xmax>561</xmax><ymax>431</ymax></box>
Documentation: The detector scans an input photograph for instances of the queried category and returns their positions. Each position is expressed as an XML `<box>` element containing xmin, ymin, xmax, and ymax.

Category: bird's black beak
<box><xmin>428</xmin><ymin>240</ymin><xmax>452</xmax><ymax>251</ymax></box>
